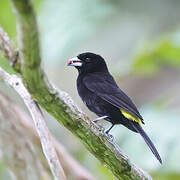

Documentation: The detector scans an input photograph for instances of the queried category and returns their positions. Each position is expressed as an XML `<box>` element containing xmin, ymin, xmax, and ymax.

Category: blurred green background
<box><xmin>1</xmin><ymin>0</ymin><xmax>180</xmax><ymax>179</ymax></box>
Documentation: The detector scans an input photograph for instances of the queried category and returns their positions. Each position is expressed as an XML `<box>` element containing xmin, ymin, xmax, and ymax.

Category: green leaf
<box><xmin>133</xmin><ymin>35</ymin><xmax>180</xmax><ymax>75</ymax></box>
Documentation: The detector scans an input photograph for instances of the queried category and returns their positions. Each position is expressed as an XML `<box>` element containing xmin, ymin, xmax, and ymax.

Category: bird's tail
<box><xmin>131</xmin><ymin>122</ymin><xmax>162</xmax><ymax>164</ymax></box>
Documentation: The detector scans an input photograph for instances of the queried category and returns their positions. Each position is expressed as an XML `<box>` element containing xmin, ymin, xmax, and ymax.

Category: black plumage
<box><xmin>68</xmin><ymin>52</ymin><xmax>162</xmax><ymax>163</ymax></box>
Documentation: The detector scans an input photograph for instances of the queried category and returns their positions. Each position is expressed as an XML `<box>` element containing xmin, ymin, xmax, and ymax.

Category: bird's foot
<box><xmin>98</xmin><ymin>123</ymin><xmax>105</xmax><ymax>130</ymax></box>
<box><xmin>93</xmin><ymin>117</ymin><xmax>107</xmax><ymax>131</ymax></box>
<box><xmin>105</xmin><ymin>132</ymin><xmax>114</xmax><ymax>141</ymax></box>
<box><xmin>94</xmin><ymin>122</ymin><xmax>105</xmax><ymax>132</ymax></box>
<box><xmin>92</xmin><ymin>119</ymin><xmax>99</xmax><ymax>123</ymax></box>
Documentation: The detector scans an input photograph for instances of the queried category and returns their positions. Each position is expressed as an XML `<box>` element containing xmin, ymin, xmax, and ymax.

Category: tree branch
<box><xmin>0</xmin><ymin>0</ymin><xmax>153</xmax><ymax>179</ymax></box>
<box><xmin>0</xmin><ymin>26</ymin><xmax>16</xmax><ymax>61</ymax></box>
<box><xmin>0</xmin><ymin>92</ymin><xmax>52</xmax><ymax>180</ymax></box>
<box><xmin>0</xmin><ymin>26</ymin><xmax>20</xmax><ymax>71</ymax></box>
<box><xmin>0</xmin><ymin>67</ymin><xmax>66</xmax><ymax>180</ymax></box>
<box><xmin>13</xmin><ymin>96</ymin><xmax>95</xmax><ymax>180</ymax></box>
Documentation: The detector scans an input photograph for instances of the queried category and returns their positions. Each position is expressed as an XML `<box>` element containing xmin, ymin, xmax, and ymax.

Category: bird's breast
<box><xmin>77</xmin><ymin>75</ymin><xmax>98</xmax><ymax>105</ymax></box>
<box><xmin>77</xmin><ymin>80</ymin><xmax>92</xmax><ymax>103</ymax></box>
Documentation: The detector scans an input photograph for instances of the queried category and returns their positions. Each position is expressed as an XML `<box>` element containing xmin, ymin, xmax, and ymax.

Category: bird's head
<box><xmin>67</xmin><ymin>52</ymin><xmax>108</xmax><ymax>74</ymax></box>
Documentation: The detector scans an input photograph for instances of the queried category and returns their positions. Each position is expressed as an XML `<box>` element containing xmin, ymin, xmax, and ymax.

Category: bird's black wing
<box><xmin>83</xmin><ymin>73</ymin><xmax>144</xmax><ymax>122</ymax></box>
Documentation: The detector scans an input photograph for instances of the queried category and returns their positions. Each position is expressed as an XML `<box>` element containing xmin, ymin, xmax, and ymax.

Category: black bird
<box><xmin>67</xmin><ymin>52</ymin><xmax>162</xmax><ymax>164</ymax></box>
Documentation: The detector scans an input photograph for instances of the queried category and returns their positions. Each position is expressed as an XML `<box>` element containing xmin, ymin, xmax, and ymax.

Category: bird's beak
<box><xmin>67</xmin><ymin>57</ymin><xmax>82</xmax><ymax>67</ymax></box>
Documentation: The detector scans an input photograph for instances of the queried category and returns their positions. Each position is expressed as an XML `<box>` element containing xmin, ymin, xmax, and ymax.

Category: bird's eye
<box><xmin>86</xmin><ymin>58</ymin><xmax>91</xmax><ymax>62</ymax></box>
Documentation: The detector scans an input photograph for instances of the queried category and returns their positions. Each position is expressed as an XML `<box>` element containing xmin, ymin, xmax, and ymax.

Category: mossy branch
<box><xmin>1</xmin><ymin>0</ymin><xmax>154</xmax><ymax>179</ymax></box>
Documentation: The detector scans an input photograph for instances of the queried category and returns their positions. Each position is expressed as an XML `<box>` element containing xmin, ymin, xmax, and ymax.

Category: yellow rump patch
<box><xmin>120</xmin><ymin>109</ymin><xmax>142</xmax><ymax>126</ymax></box>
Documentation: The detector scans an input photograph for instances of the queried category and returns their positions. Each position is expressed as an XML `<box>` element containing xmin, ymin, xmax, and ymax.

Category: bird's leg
<box><xmin>105</xmin><ymin>124</ymin><xmax>114</xmax><ymax>134</ymax></box>
<box><xmin>93</xmin><ymin>115</ymin><xmax>108</xmax><ymax>131</ymax></box>
<box><xmin>105</xmin><ymin>124</ymin><xmax>114</xmax><ymax>140</ymax></box>
<box><xmin>93</xmin><ymin>115</ymin><xmax>108</xmax><ymax>123</ymax></box>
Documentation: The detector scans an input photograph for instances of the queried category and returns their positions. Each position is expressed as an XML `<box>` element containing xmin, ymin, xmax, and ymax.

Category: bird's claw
<box><xmin>97</xmin><ymin>123</ymin><xmax>105</xmax><ymax>131</ymax></box>
<box><xmin>93</xmin><ymin>119</ymin><xmax>98</xmax><ymax>123</ymax></box>
<box><xmin>105</xmin><ymin>132</ymin><xmax>114</xmax><ymax>141</ymax></box>
<box><xmin>94</xmin><ymin>122</ymin><xmax>105</xmax><ymax>132</ymax></box>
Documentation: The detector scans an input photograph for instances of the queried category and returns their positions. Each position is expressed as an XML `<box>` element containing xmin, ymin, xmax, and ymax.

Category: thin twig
<box><xmin>0</xmin><ymin>26</ymin><xmax>16</xmax><ymax>61</ymax></box>
<box><xmin>0</xmin><ymin>67</ymin><xmax>66</xmax><ymax>180</ymax></box>
<box><xmin>0</xmin><ymin>26</ymin><xmax>20</xmax><ymax>71</ymax></box>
